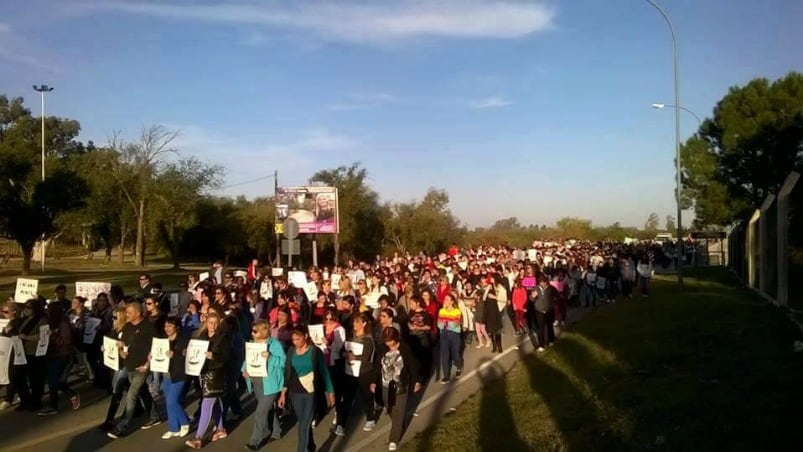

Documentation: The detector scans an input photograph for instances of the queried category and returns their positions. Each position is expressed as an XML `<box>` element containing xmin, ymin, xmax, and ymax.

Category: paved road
<box><xmin>0</xmin><ymin>309</ymin><xmax>587</xmax><ymax>452</ymax></box>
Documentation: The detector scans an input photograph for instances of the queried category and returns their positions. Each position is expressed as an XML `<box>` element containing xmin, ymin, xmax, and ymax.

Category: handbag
<box><xmin>201</xmin><ymin>369</ymin><xmax>225</xmax><ymax>397</ymax></box>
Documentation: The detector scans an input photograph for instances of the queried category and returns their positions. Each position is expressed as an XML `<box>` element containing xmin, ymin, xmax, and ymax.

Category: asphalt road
<box><xmin>0</xmin><ymin>310</ymin><xmax>585</xmax><ymax>452</ymax></box>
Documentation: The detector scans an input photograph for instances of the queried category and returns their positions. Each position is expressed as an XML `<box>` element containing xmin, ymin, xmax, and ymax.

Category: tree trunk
<box><xmin>171</xmin><ymin>235</ymin><xmax>181</xmax><ymax>270</ymax></box>
<box><xmin>135</xmin><ymin>198</ymin><xmax>146</xmax><ymax>267</ymax></box>
<box><xmin>20</xmin><ymin>242</ymin><xmax>34</xmax><ymax>276</ymax></box>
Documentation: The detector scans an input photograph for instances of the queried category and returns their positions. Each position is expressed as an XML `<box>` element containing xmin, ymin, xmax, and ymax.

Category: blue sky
<box><xmin>1</xmin><ymin>0</ymin><xmax>801</xmax><ymax>228</ymax></box>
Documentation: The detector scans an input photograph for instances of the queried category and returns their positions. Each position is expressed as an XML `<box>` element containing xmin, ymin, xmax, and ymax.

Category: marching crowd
<box><xmin>1</xmin><ymin>240</ymin><xmax>660</xmax><ymax>451</ymax></box>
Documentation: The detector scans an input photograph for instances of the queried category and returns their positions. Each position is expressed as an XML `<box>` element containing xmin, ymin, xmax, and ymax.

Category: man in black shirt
<box><xmin>108</xmin><ymin>302</ymin><xmax>156</xmax><ymax>439</ymax></box>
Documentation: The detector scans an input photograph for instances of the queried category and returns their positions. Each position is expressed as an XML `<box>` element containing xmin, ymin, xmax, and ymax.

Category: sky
<box><xmin>1</xmin><ymin>0</ymin><xmax>801</xmax><ymax>229</ymax></box>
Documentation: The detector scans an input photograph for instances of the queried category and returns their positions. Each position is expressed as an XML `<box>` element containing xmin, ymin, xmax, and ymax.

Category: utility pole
<box><xmin>274</xmin><ymin>170</ymin><xmax>280</xmax><ymax>268</ymax></box>
<box><xmin>33</xmin><ymin>84</ymin><xmax>54</xmax><ymax>273</ymax></box>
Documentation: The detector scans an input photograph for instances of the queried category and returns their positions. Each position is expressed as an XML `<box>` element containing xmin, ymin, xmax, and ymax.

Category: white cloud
<box><xmin>468</xmin><ymin>96</ymin><xmax>513</xmax><ymax>109</ymax></box>
<box><xmin>69</xmin><ymin>1</ymin><xmax>555</xmax><ymax>43</ymax></box>
<box><xmin>0</xmin><ymin>22</ymin><xmax>56</xmax><ymax>71</ymax></box>
<box><xmin>326</xmin><ymin>92</ymin><xmax>397</xmax><ymax>111</ymax></box>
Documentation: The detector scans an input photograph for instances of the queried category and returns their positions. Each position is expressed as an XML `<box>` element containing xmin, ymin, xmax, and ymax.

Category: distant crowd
<box><xmin>1</xmin><ymin>240</ymin><xmax>660</xmax><ymax>451</ymax></box>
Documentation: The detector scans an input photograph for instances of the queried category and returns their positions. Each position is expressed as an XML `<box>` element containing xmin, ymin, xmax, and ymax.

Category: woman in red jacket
<box><xmin>511</xmin><ymin>279</ymin><xmax>528</xmax><ymax>335</ymax></box>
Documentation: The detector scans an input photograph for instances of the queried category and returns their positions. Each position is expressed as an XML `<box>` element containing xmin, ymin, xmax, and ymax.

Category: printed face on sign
<box><xmin>249</xmin><ymin>351</ymin><xmax>261</xmax><ymax>367</ymax></box>
<box><xmin>188</xmin><ymin>347</ymin><xmax>203</xmax><ymax>366</ymax></box>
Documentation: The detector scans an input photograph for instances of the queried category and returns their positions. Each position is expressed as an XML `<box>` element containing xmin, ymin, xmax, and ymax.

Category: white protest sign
<box><xmin>527</xmin><ymin>249</ymin><xmax>537</xmax><ymax>261</ymax></box>
<box><xmin>244</xmin><ymin>342</ymin><xmax>268</xmax><ymax>377</ymax></box>
<box><xmin>83</xmin><ymin>317</ymin><xmax>102</xmax><ymax>344</ymax></box>
<box><xmin>271</xmin><ymin>268</ymin><xmax>284</xmax><ymax>277</ymax></box>
<box><xmin>11</xmin><ymin>337</ymin><xmax>26</xmax><ymax>365</ymax></box>
<box><xmin>288</xmin><ymin>271</ymin><xmax>307</xmax><ymax>288</ymax></box>
<box><xmin>103</xmin><ymin>336</ymin><xmax>119</xmax><ymax>370</ymax></box>
<box><xmin>308</xmin><ymin>324</ymin><xmax>326</xmax><ymax>352</ymax></box>
<box><xmin>344</xmin><ymin>341</ymin><xmax>364</xmax><ymax>377</ymax></box>
<box><xmin>330</xmin><ymin>273</ymin><xmax>341</xmax><ymax>287</ymax></box>
<box><xmin>259</xmin><ymin>282</ymin><xmax>273</xmax><ymax>300</ymax></box>
<box><xmin>0</xmin><ymin>337</ymin><xmax>12</xmax><ymax>384</ymax></box>
<box><xmin>199</xmin><ymin>272</ymin><xmax>210</xmax><ymax>282</ymax></box>
<box><xmin>0</xmin><ymin>318</ymin><xmax>9</xmax><ymax>333</ymax></box>
<box><xmin>185</xmin><ymin>339</ymin><xmax>209</xmax><ymax>376</ymax></box>
<box><xmin>14</xmin><ymin>278</ymin><xmax>38</xmax><ymax>303</ymax></box>
<box><xmin>149</xmin><ymin>338</ymin><xmax>170</xmax><ymax>373</ymax></box>
<box><xmin>458</xmin><ymin>261</ymin><xmax>468</xmax><ymax>271</ymax></box>
<box><xmin>75</xmin><ymin>282</ymin><xmax>111</xmax><ymax>308</ymax></box>
<box><xmin>362</xmin><ymin>293</ymin><xmax>380</xmax><ymax>310</ymax></box>
<box><xmin>235</xmin><ymin>270</ymin><xmax>248</xmax><ymax>280</ymax></box>
<box><xmin>303</xmin><ymin>282</ymin><xmax>319</xmax><ymax>302</ymax></box>
<box><xmin>35</xmin><ymin>324</ymin><xmax>50</xmax><ymax>357</ymax></box>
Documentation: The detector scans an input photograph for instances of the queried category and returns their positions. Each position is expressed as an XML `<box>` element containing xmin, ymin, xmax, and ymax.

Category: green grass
<box><xmin>405</xmin><ymin>267</ymin><xmax>803</xmax><ymax>452</ymax></box>
<box><xmin>0</xmin><ymin>256</ymin><xmax>209</xmax><ymax>298</ymax></box>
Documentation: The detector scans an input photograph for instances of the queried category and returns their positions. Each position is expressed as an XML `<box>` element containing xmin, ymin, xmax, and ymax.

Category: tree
<box><xmin>644</xmin><ymin>212</ymin><xmax>660</xmax><ymax>232</ymax></box>
<box><xmin>682</xmin><ymin>72</ymin><xmax>803</xmax><ymax>226</ymax></box>
<box><xmin>665</xmin><ymin>215</ymin><xmax>676</xmax><ymax>233</ymax></box>
<box><xmin>309</xmin><ymin>162</ymin><xmax>385</xmax><ymax>263</ymax></box>
<box><xmin>109</xmin><ymin>125</ymin><xmax>179</xmax><ymax>266</ymax></box>
<box><xmin>383</xmin><ymin>188</ymin><xmax>463</xmax><ymax>255</ymax></box>
<box><xmin>0</xmin><ymin>94</ymin><xmax>90</xmax><ymax>274</ymax></box>
<box><xmin>152</xmin><ymin>157</ymin><xmax>223</xmax><ymax>268</ymax></box>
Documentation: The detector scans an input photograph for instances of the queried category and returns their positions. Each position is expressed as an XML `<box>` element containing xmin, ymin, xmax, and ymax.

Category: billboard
<box><xmin>275</xmin><ymin>186</ymin><xmax>339</xmax><ymax>234</ymax></box>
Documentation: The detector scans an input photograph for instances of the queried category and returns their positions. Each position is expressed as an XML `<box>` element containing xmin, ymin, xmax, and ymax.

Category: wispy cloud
<box><xmin>0</xmin><ymin>22</ymin><xmax>57</xmax><ymax>72</ymax></box>
<box><xmin>326</xmin><ymin>92</ymin><xmax>397</xmax><ymax>111</ymax></box>
<box><xmin>468</xmin><ymin>96</ymin><xmax>513</xmax><ymax>109</ymax></box>
<box><xmin>68</xmin><ymin>1</ymin><xmax>555</xmax><ymax>44</ymax></box>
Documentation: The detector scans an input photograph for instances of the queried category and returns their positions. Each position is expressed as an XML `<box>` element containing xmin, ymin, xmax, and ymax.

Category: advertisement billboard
<box><xmin>275</xmin><ymin>186</ymin><xmax>339</xmax><ymax>234</ymax></box>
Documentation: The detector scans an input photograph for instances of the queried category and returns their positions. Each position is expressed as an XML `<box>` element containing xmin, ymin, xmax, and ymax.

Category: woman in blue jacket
<box><xmin>243</xmin><ymin>319</ymin><xmax>286</xmax><ymax>450</ymax></box>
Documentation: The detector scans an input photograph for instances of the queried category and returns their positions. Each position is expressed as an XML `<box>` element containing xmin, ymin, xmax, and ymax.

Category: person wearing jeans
<box><xmin>437</xmin><ymin>294</ymin><xmax>463</xmax><ymax>383</ymax></box>
<box><xmin>278</xmin><ymin>324</ymin><xmax>335</xmax><ymax>452</ymax></box>
<box><xmin>108</xmin><ymin>302</ymin><xmax>156</xmax><ymax>439</ymax></box>
<box><xmin>160</xmin><ymin>317</ymin><xmax>190</xmax><ymax>439</ymax></box>
<box><xmin>243</xmin><ymin>320</ymin><xmax>286</xmax><ymax>450</ymax></box>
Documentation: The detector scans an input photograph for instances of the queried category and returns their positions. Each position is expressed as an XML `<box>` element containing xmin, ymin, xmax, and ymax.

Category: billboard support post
<box><xmin>313</xmin><ymin>234</ymin><xmax>318</xmax><ymax>268</ymax></box>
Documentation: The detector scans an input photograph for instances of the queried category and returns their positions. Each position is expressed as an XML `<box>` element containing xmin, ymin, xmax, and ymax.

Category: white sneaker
<box><xmin>161</xmin><ymin>431</ymin><xmax>177</xmax><ymax>439</ymax></box>
<box><xmin>363</xmin><ymin>421</ymin><xmax>376</xmax><ymax>432</ymax></box>
<box><xmin>178</xmin><ymin>424</ymin><xmax>190</xmax><ymax>437</ymax></box>
<box><xmin>389</xmin><ymin>443</ymin><xmax>398</xmax><ymax>451</ymax></box>
<box><xmin>536</xmin><ymin>347</ymin><xmax>546</xmax><ymax>352</ymax></box>
<box><xmin>333</xmin><ymin>425</ymin><xmax>345</xmax><ymax>436</ymax></box>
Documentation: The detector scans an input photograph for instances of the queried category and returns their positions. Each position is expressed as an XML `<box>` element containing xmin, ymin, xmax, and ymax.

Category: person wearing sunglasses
<box><xmin>142</xmin><ymin>295</ymin><xmax>167</xmax><ymax>430</ymax></box>
<box><xmin>242</xmin><ymin>320</ymin><xmax>286</xmax><ymax>450</ymax></box>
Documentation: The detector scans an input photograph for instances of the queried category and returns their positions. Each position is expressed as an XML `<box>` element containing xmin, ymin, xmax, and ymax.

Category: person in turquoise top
<box><xmin>242</xmin><ymin>320</ymin><xmax>286</xmax><ymax>450</ymax></box>
<box><xmin>278</xmin><ymin>324</ymin><xmax>335</xmax><ymax>452</ymax></box>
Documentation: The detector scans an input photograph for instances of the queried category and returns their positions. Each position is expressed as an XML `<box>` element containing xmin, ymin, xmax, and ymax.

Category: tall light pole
<box><xmin>652</xmin><ymin>103</ymin><xmax>702</xmax><ymax>126</ymax></box>
<box><xmin>32</xmin><ymin>84</ymin><xmax>54</xmax><ymax>273</ymax></box>
<box><xmin>645</xmin><ymin>0</ymin><xmax>683</xmax><ymax>289</ymax></box>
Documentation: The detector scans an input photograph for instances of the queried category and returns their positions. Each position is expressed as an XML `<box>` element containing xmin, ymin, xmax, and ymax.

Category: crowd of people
<box><xmin>0</xmin><ymin>240</ymin><xmax>660</xmax><ymax>451</ymax></box>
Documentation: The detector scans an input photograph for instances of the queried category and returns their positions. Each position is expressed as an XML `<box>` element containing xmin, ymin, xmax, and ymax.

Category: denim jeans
<box><xmin>439</xmin><ymin>330</ymin><xmax>463</xmax><ymax>378</ymax></box>
<box><xmin>162</xmin><ymin>377</ymin><xmax>189</xmax><ymax>432</ymax></box>
<box><xmin>290</xmin><ymin>392</ymin><xmax>316</xmax><ymax>452</ymax></box>
<box><xmin>148</xmin><ymin>371</ymin><xmax>165</xmax><ymax>421</ymax></box>
<box><xmin>46</xmin><ymin>356</ymin><xmax>76</xmax><ymax>410</ymax></box>
<box><xmin>118</xmin><ymin>369</ymin><xmax>151</xmax><ymax>430</ymax></box>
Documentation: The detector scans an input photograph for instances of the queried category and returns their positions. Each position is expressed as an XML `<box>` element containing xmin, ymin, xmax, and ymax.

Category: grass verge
<box><xmin>404</xmin><ymin>267</ymin><xmax>803</xmax><ymax>452</ymax></box>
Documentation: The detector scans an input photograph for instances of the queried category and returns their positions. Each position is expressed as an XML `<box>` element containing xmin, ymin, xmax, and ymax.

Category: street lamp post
<box><xmin>652</xmin><ymin>103</ymin><xmax>702</xmax><ymax>126</ymax></box>
<box><xmin>32</xmin><ymin>84</ymin><xmax>54</xmax><ymax>273</ymax></box>
<box><xmin>645</xmin><ymin>0</ymin><xmax>683</xmax><ymax>289</ymax></box>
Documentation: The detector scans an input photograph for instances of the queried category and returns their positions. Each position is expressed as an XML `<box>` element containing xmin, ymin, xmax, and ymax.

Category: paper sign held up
<box><xmin>14</xmin><ymin>278</ymin><xmax>38</xmax><ymax>303</ymax></box>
